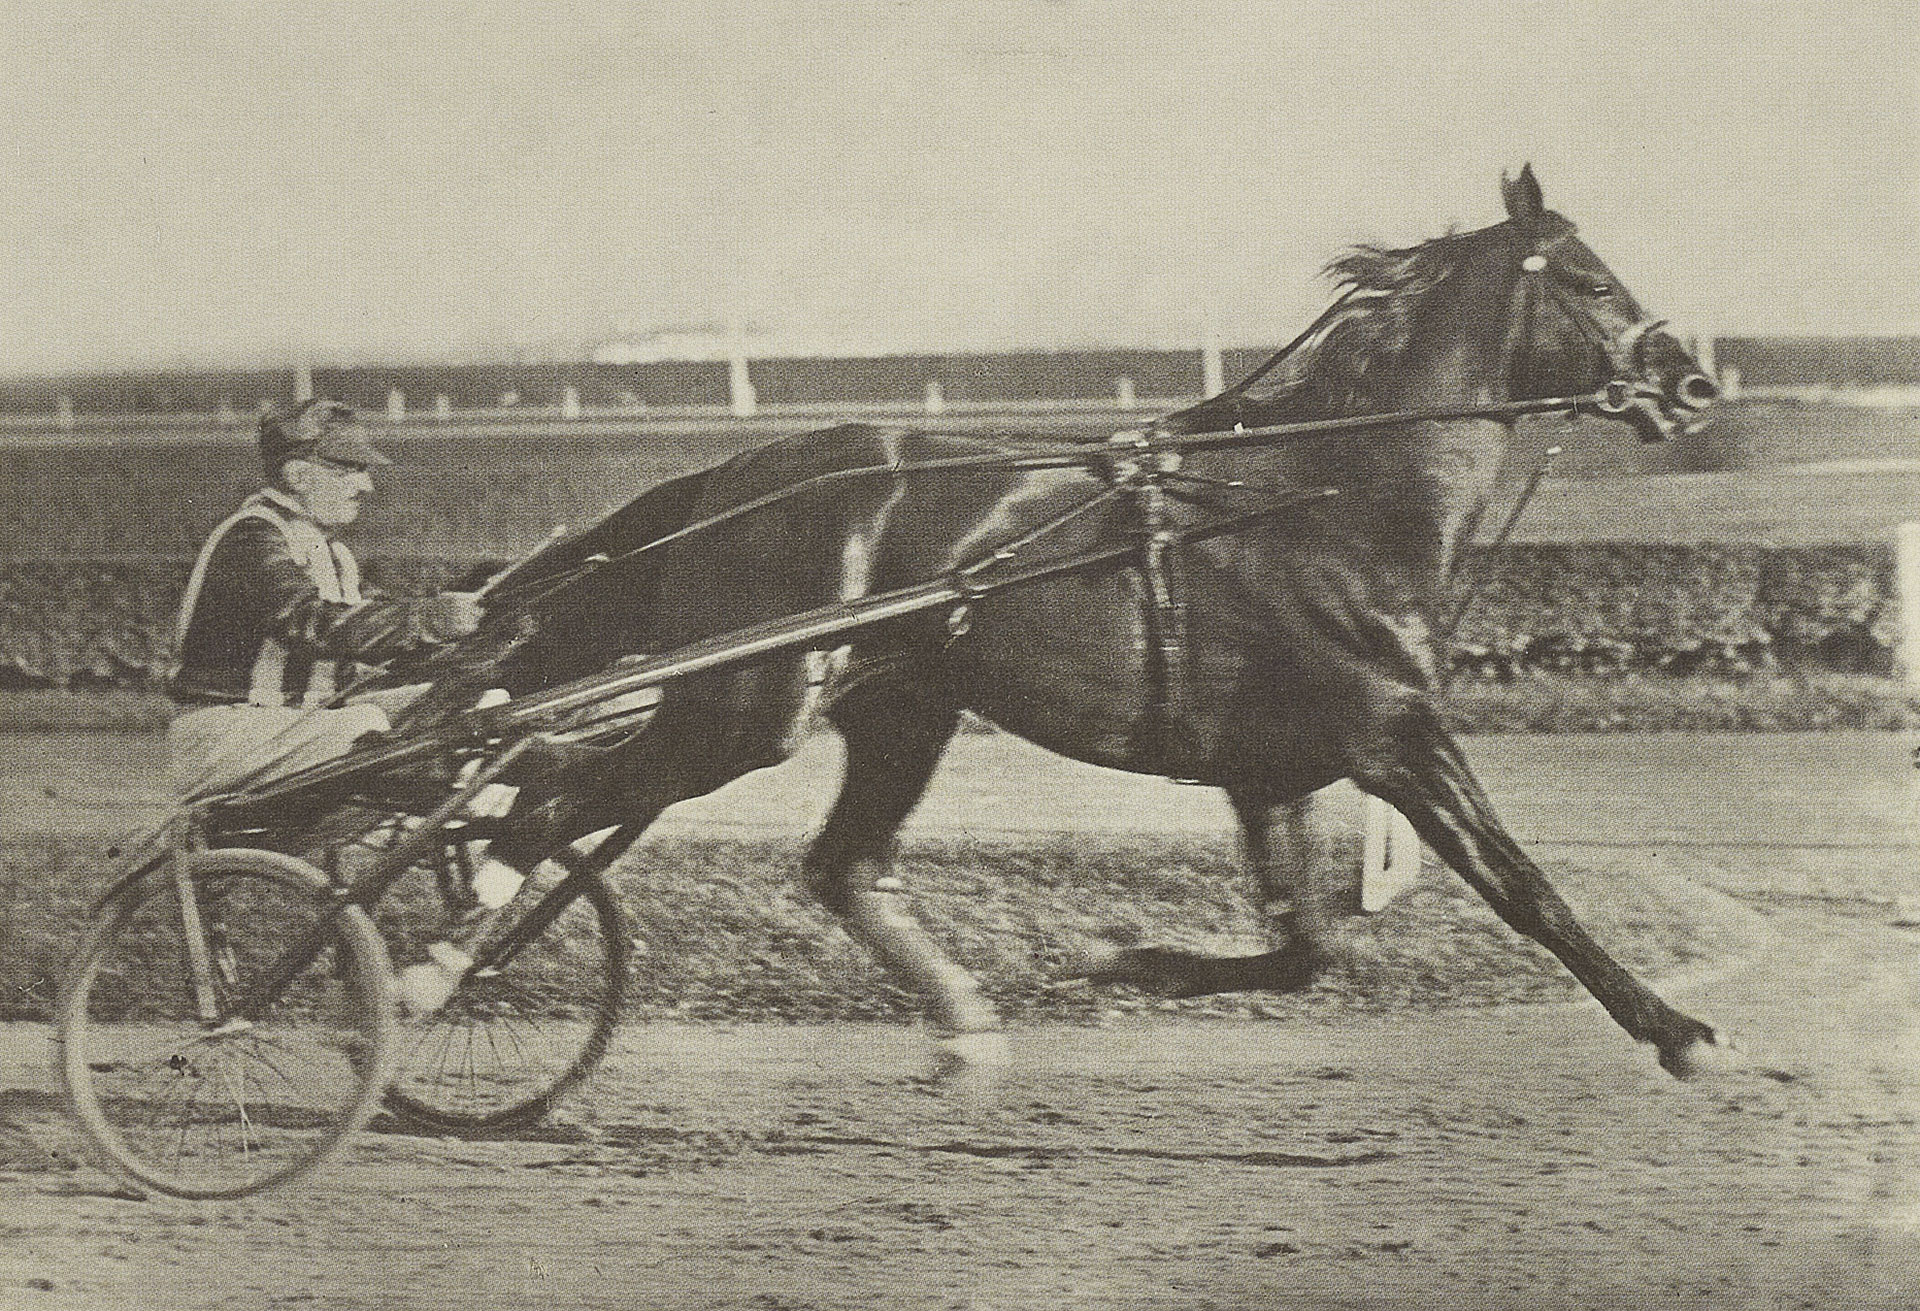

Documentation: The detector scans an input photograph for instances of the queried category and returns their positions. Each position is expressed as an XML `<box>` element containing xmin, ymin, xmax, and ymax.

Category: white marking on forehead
<box><xmin>1521</xmin><ymin>255</ymin><xmax>1548</xmax><ymax>273</ymax></box>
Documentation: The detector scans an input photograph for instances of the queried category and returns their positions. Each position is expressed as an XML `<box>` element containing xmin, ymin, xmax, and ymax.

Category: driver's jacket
<box><xmin>168</xmin><ymin>488</ymin><xmax>445</xmax><ymax>708</ymax></box>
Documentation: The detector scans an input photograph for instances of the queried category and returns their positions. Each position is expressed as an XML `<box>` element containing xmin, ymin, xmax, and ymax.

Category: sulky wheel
<box><xmin>55</xmin><ymin>848</ymin><xmax>396</xmax><ymax>1200</ymax></box>
<box><xmin>378</xmin><ymin>847</ymin><xmax>629</xmax><ymax>1133</ymax></box>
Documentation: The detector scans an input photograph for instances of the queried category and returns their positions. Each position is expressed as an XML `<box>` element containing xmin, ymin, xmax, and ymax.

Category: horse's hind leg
<box><xmin>803</xmin><ymin>688</ymin><xmax>1001</xmax><ymax>1075</ymax></box>
<box><xmin>1351</xmin><ymin>698</ymin><xmax>1734</xmax><ymax>1078</ymax></box>
<box><xmin>1068</xmin><ymin>786</ymin><xmax>1357</xmax><ymax>998</ymax></box>
<box><xmin>1230</xmin><ymin>785</ymin><xmax>1351</xmax><ymax>951</ymax></box>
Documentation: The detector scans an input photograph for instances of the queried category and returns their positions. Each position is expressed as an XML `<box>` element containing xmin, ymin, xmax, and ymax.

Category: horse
<box><xmin>431</xmin><ymin>166</ymin><xmax>1732</xmax><ymax>1083</ymax></box>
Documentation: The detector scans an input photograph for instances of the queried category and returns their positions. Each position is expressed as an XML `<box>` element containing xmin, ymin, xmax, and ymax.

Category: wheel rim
<box><xmin>58</xmin><ymin>852</ymin><xmax>391</xmax><ymax>1199</ymax></box>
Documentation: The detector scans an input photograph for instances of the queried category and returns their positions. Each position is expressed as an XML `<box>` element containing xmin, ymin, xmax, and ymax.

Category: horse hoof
<box><xmin>930</xmin><ymin>1030</ymin><xmax>1010</xmax><ymax>1103</ymax></box>
<box><xmin>1660</xmin><ymin>1027</ymin><xmax>1744</xmax><ymax>1080</ymax></box>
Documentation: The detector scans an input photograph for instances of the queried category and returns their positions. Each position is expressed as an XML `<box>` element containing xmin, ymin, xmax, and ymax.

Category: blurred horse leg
<box><xmin>1230</xmin><ymin>784</ymin><xmax>1349</xmax><ymax>951</ymax></box>
<box><xmin>802</xmin><ymin>682</ymin><xmax>998</xmax><ymax>1077</ymax></box>
<box><xmin>1350</xmin><ymin>697</ymin><xmax>1735</xmax><ymax>1077</ymax></box>
<box><xmin>475</xmin><ymin>732</ymin><xmax>700</xmax><ymax>878</ymax></box>
<box><xmin>1062</xmin><ymin>789</ymin><xmax>1342</xmax><ymax>999</ymax></box>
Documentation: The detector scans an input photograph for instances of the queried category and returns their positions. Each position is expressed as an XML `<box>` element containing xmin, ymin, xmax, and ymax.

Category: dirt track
<box><xmin>3</xmin><ymin>733</ymin><xmax>1920</xmax><ymax>1308</ymax></box>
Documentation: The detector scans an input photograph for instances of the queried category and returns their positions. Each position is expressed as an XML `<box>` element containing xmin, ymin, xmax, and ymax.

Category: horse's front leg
<box><xmin>1351</xmin><ymin>696</ymin><xmax>1736</xmax><ymax>1078</ymax></box>
<box><xmin>803</xmin><ymin>692</ymin><xmax>1003</xmax><ymax>1085</ymax></box>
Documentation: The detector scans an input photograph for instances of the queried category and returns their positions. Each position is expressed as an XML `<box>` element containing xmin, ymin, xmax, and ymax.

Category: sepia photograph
<box><xmin>2</xmin><ymin>1</ymin><xmax>1918</xmax><ymax>1306</ymax></box>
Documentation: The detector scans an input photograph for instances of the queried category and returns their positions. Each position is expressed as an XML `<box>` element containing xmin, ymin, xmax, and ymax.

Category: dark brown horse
<box><xmin>445</xmin><ymin>168</ymin><xmax>1732</xmax><ymax>1082</ymax></box>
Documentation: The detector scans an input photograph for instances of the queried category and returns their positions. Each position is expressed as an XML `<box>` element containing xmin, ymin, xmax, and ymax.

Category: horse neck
<box><xmin>1197</xmin><ymin>281</ymin><xmax>1517</xmax><ymax>585</ymax></box>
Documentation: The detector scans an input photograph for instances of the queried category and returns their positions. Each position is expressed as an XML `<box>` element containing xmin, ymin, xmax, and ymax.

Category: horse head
<box><xmin>1169</xmin><ymin>167</ymin><xmax>1716</xmax><ymax>448</ymax></box>
<box><xmin>1497</xmin><ymin>164</ymin><xmax>1718</xmax><ymax>441</ymax></box>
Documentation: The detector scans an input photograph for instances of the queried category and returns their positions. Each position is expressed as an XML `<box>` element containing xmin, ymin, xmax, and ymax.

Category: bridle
<box><xmin>1501</xmin><ymin>231</ymin><xmax>1712</xmax><ymax>440</ymax></box>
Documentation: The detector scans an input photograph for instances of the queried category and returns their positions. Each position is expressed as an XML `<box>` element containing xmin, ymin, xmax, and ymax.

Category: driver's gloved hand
<box><xmin>419</xmin><ymin>591</ymin><xmax>484</xmax><ymax>641</ymax></box>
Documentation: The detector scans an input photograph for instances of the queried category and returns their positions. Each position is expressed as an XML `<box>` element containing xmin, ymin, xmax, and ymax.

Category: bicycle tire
<box><xmin>55</xmin><ymin>848</ymin><xmax>396</xmax><ymax>1200</ymax></box>
<box><xmin>381</xmin><ymin>858</ymin><xmax>628</xmax><ymax>1133</ymax></box>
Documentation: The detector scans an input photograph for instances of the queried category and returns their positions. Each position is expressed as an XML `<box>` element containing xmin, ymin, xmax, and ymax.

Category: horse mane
<box><xmin>1169</xmin><ymin>214</ymin><xmax>1563</xmax><ymax>428</ymax></box>
<box><xmin>1229</xmin><ymin>231</ymin><xmax>1477</xmax><ymax>412</ymax></box>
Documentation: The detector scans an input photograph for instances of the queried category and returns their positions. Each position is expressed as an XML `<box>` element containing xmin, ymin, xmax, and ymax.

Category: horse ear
<box><xmin>1502</xmin><ymin>163</ymin><xmax>1545</xmax><ymax>225</ymax></box>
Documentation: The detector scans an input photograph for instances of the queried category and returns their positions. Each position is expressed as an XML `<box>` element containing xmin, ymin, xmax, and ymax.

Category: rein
<box><xmin>483</xmin><ymin>234</ymin><xmax>1677</xmax><ymax>620</ymax></box>
<box><xmin>211</xmin><ymin>482</ymin><xmax>1346</xmax><ymax>811</ymax></box>
<box><xmin>1440</xmin><ymin>441</ymin><xmax>1563</xmax><ymax>643</ymax></box>
<box><xmin>1200</xmin><ymin>286</ymin><xmax>1363</xmax><ymax>402</ymax></box>
<box><xmin>486</xmin><ymin>385</ymin><xmax>1631</xmax><ymax>616</ymax></box>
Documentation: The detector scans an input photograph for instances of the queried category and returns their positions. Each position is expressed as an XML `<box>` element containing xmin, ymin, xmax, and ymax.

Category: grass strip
<box><xmin>8</xmin><ymin>670</ymin><xmax>1917</xmax><ymax>736</ymax></box>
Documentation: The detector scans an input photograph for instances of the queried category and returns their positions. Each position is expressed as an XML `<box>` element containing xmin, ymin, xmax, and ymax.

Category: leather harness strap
<box><xmin>1109</xmin><ymin>434</ymin><xmax>1199</xmax><ymax>781</ymax></box>
<box><xmin>1139</xmin><ymin>504</ymin><xmax>1197</xmax><ymax>781</ymax></box>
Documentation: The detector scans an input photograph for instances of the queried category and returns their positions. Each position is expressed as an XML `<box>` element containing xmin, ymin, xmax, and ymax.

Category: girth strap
<box><xmin>1123</xmin><ymin>449</ymin><xmax>1198</xmax><ymax>780</ymax></box>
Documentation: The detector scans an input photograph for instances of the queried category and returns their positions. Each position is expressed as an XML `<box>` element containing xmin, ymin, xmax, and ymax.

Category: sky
<box><xmin>2</xmin><ymin>0</ymin><xmax>1916</xmax><ymax>372</ymax></box>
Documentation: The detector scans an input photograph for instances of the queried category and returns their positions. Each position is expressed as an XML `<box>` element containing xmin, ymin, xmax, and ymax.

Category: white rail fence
<box><xmin>25</xmin><ymin>337</ymin><xmax>1920</xmax><ymax>431</ymax></box>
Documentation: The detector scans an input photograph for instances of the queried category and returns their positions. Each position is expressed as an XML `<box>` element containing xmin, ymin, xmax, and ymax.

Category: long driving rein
<box><xmin>482</xmin><ymin>385</ymin><xmax>1654</xmax><ymax>614</ymax></box>
<box><xmin>481</xmin><ymin>226</ymin><xmax>1691</xmax><ymax>617</ymax></box>
<box><xmin>222</xmin><ymin>270</ymin><xmax>1687</xmax><ymax>803</ymax></box>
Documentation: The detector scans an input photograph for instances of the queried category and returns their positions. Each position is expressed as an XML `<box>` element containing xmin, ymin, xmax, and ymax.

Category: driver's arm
<box><xmin>217</xmin><ymin>519</ymin><xmax>478</xmax><ymax>662</ymax></box>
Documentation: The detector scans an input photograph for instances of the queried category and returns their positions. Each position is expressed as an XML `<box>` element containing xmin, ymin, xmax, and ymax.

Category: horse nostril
<box><xmin>1676</xmin><ymin>373</ymin><xmax>1719</xmax><ymax>407</ymax></box>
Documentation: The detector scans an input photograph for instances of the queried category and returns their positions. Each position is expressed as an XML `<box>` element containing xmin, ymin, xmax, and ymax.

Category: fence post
<box><xmin>434</xmin><ymin>393</ymin><xmax>452</xmax><ymax>421</ymax></box>
<box><xmin>386</xmin><ymin>388</ymin><xmax>406</xmax><ymax>422</ymax></box>
<box><xmin>1200</xmin><ymin>325</ymin><xmax>1225</xmax><ymax>398</ymax></box>
<box><xmin>924</xmin><ymin>379</ymin><xmax>946</xmax><ymax>416</ymax></box>
<box><xmin>1359</xmin><ymin>793</ymin><xmax>1421</xmax><ymax>912</ymax></box>
<box><xmin>294</xmin><ymin>363</ymin><xmax>314</xmax><ymax>403</ymax></box>
<box><xmin>55</xmin><ymin>394</ymin><xmax>75</xmax><ymax>432</ymax></box>
<box><xmin>560</xmin><ymin>385</ymin><xmax>583</xmax><ymax>420</ymax></box>
<box><xmin>217</xmin><ymin>396</ymin><xmax>237</xmax><ymax>427</ymax></box>
<box><xmin>729</xmin><ymin>350</ymin><xmax>757</xmax><ymax>418</ymax></box>
<box><xmin>1896</xmin><ymin>524</ymin><xmax>1920</xmax><ymax>685</ymax></box>
<box><xmin>1115</xmin><ymin>375</ymin><xmax>1137</xmax><ymax>410</ymax></box>
<box><xmin>1899</xmin><ymin>521</ymin><xmax>1920</xmax><ymax>922</ymax></box>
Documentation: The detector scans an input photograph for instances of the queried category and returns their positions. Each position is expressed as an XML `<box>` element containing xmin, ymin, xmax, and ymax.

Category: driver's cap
<box><xmin>260</xmin><ymin>398</ymin><xmax>392</xmax><ymax>473</ymax></box>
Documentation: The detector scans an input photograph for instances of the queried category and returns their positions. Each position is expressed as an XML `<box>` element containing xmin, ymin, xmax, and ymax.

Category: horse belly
<box><xmin>953</xmin><ymin>571</ymin><xmax>1163</xmax><ymax>770</ymax></box>
<box><xmin>953</xmin><ymin>561</ymin><xmax>1339</xmax><ymax>793</ymax></box>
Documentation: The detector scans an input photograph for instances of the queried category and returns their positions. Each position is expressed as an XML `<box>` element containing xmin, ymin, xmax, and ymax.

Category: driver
<box><xmin>166</xmin><ymin>397</ymin><xmax>483</xmax><ymax>798</ymax></box>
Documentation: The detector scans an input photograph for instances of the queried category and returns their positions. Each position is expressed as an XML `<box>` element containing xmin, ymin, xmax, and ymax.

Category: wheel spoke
<box><xmin>382</xmin><ymin>871</ymin><xmax>625</xmax><ymax>1131</ymax></box>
